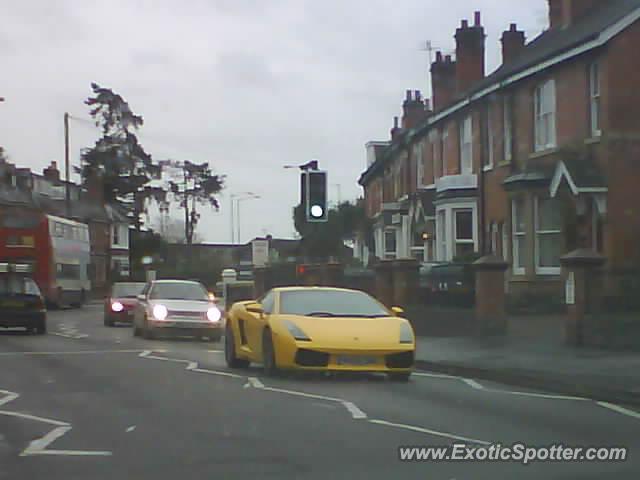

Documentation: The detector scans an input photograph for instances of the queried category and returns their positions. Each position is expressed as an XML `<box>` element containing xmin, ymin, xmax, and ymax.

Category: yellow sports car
<box><xmin>224</xmin><ymin>286</ymin><xmax>415</xmax><ymax>381</ymax></box>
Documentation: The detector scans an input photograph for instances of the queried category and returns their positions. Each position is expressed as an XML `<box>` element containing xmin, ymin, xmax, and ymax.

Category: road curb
<box><xmin>415</xmin><ymin>360</ymin><xmax>640</xmax><ymax>407</ymax></box>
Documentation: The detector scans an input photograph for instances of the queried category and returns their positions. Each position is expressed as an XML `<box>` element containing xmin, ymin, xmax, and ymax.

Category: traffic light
<box><xmin>304</xmin><ymin>170</ymin><xmax>328</xmax><ymax>223</ymax></box>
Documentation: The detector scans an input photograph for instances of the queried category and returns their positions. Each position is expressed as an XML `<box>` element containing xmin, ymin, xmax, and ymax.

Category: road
<box><xmin>1</xmin><ymin>304</ymin><xmax>639</xmax><ymax>479</ymax></box>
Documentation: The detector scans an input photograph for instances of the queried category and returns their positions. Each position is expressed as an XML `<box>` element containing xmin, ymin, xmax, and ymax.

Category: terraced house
<box><xmin>359</xmin><ymin>0</ymin><xmax>640</xmax><ymax>301</ymax></box>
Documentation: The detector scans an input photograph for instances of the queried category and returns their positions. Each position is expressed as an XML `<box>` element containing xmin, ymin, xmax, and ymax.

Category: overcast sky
<box><xmin>0</xmin><ymin>0</ymin><xmax>547</xmax><ymax>243</ymax></box>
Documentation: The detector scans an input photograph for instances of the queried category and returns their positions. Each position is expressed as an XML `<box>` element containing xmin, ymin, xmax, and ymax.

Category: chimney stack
<box><xmin>501</xmin><ymin>23</ymin><xmax>526</xmax><ymax>64</ymax></box>
<box><xmin>87</xmin><ymin>170</ymin><xmax>105</xmax><ymax>204</ymax></box>
<box><xmin>402</xmin><ymin>89</ymin><xmax>426</xmax><ymax>129</ymax></box>
<box><xmin>431</xmin><ymin>51</ymin><xmax>457</xmax><ymax>111</ymax></box>
<box><xmin>455</xmin><ymin>11</ymin><xmax>486</xmax><ymax>95</ymax></box>
<box><xmin>390</xmin><ymin>116</ymin><xmax>401</xmax><ymax>141</ymax></box>
<box><xmin>43</xmin><ymin>161</ymin><xmax>60</xmax><ymax>182</ymax></box>
<box><xmin>548</xmin><ymin>0</ymin><xmax>602</xmax><ymax>29</ymax></box>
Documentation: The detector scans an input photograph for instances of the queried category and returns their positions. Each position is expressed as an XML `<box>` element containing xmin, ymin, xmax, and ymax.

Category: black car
<box><xmin>0</xmin><ymin>263</ymin><xmax>47</xmax><ymax>334</ymax></box>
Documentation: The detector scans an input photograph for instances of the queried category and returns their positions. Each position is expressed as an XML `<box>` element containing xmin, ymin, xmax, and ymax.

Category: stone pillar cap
<box><xmin>472</xmin><ymin>255</ymin><xmax>509</xmax><ymax>271</ymax></box>
<box><xmin>560</xmin><ymin>249</ymin><xmax>606</xmax><ymax>267</ymax></box>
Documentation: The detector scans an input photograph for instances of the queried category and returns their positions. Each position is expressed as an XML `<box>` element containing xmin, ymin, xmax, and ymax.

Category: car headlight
<box><xmin>207</xmin><ymin>307</ymin><xmax>221</xmax><ymax>322</ymax></box>
<box><xmin>284</xmin><ymin>320</ymin><xmax>311</xmax><ymax>341</ymax></box>
<box><xmin>399</xmin><ymin>322</ymin><xmax>414</xmax><ymax>344</ymax></box>
<box><xmin>111</xmin><ymin>301</ymin><xmax>124</xmax><ymax>312</ymax></box>
<box><xmin>152</xmin><ymin>304</ymin><xmax>168</xmax><ymax>321</ymax></box>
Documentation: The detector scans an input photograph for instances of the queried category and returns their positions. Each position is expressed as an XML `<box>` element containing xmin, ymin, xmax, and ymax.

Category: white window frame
<box><xmin>459</xmin><ymin>116</ymin><xmax>473</xmax><ymax>174</ymax></box>
<box><xmin>503</xmin><ymin>95</ymin><xmax>513</xmax><ymax>162</ymax></box>
<box><xmin>435</xmin><ymin>200</ymin><xmax>478</xmax><ymax>262</ymax></box>
<box><xmin>589</xmin><ymin>62</ymin><xmax>601</xmax><ymax>137</ymax></box>
<box><xmin>534</xmin><ymin>196</ymin><xmax>562</xmax><ymax>275</ymax></box>
<box><xmin>534</xmin><ymin>79</ymin><xmax>556</xmax><ymax>152</ymax></box>
<box><xmin>384</xmin><ymin>228</ymin><xmax>398</xmax><ymax>260</ymax></box>
<box><xmin>511</xmin><ymin>198</ymin><xmax>526</xmax><ymax>275</ymax></box>
<box><xmin>453</xmin><ymin>209</ymin><xmax>475</xmax><ymax>258</ymax></box>
<box><xmin>501</xmin><ymin>222</ymin><xmax>509</xmax><ymax>262</ymax></box>
<box><xmin>490</xmin><ymin>222</ymin><xmax>498</xmax><ymax>255</ymax></box>
<box><xmin>484</xmin><ymin>106</ymin><xmax>494</xmax><ymax>171</ymax></box>
<box><xmin>441</xmin><ymin>128</ymin><xmax>448</xmax><ymax>177</ymax></box>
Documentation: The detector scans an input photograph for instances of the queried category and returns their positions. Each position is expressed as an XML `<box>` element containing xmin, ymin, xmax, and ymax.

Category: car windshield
<box><xmin>150</xmin><ymin>282</ymin><xmax>208</xmax><ymax>301</ymax></box>
<box><xmin>279</xmin><ymin>290</ymin><xmax>389</xmax><ymax>317</ymax></box>
<box><xmin>0</xmin><ymin>276</ymin><xmax>41</xmax><ymax>296</ymax></box>
<box><xmin>112</xmin><ymin>283</ymin><xmax>146</xmax><ymax>298</ymax></box>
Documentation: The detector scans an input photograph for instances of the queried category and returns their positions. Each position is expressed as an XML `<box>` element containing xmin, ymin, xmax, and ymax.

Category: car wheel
<box><xmin>262</xmin><ymin>329</ymin><xmax>278</xmax><ymax>377</ymax></box>
<box><xmin>33</xmin><ymin>321</ymin><xmax>47</xmax><ymax>335</ymax></box>
<box><xmin>388</xmin><ymin>372</ymin><xmax>411</xmax><ymax>383</ymax></box>
<box><xmin>224</xmin><ymin>326</ymin><xmax>249</xmax><ymax>369</ymax></box>
<box><xmin>143</xmin><ymin>320</ymin><xmax>155</xmax><ymax>340</ymax></box>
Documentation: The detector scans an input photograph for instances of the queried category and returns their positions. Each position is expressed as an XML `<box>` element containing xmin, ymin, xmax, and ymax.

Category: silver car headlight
<box><xmin>399</xmin><ymin>322</ymin><xmax>414</xmax><ymax>344</ymax></box>
<box><xmin>284</xmin><ymin>320</ymin><xmax>311</xmax><ymax>341</ymax></box>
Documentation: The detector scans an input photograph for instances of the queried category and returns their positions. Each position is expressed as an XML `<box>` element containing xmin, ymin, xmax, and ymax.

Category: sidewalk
<box><xmin>414</xmin><ymin>314</ymin><xmax>640</xmax><ymax>406</ymax></box>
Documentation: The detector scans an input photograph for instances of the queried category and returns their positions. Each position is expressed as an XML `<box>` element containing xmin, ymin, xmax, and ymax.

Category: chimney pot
<box><xmin>393</xmin><ymin>116</ymin><xmax>399</xmax><ymax>128</ymax></box>
<box><xmin>435</xmin><ymin>51</ymin><xmax>443</xmax><ymax>62</ymax></box>
<box><xmin>510</xmin><ymin>23</ymin><xmax>517</xmax><ymax>31</ymax></box>
<box><xmin>414</xmin><ymin>90</ymin><xmax>421</xmax><ymax>101</ymax></box>
<box><xmin>445</xmin><ymin>54</ymin><xmax>452</xmax><ymax>63</ymax></box>
<box><xmin>461</xmin><ymin>19</ymin><xmax>469</xmax><ymax>28</ymax></box>
<box><xmin>405</xmin><ymin>90</ymin><xmax>412</xmax><ymax>101</ymax></box>
<box><xmin>474</xmin><ymin>11</ymin><xmax>481</xmax><ymax>26</ymax></box>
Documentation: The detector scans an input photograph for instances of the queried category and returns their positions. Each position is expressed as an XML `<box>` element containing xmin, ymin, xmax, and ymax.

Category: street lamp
<box><xmin>229</xmin><ymin>192</ymin><xmax>258</xmax><ymax>243</ymax></box>
<box><xmin>235</xmin><ymin>194</ymin><xmax>260</xmax><ymax>244</ymax></box>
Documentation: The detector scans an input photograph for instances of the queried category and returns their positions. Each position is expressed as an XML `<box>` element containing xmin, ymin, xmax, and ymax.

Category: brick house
<box><xmin>359</xmin><ymin>0</ymin><xmax>640</xmax><ymax>300</ymax></box>
<box><xmin>0</xmin><ymin>158</ymin><xmax>131</xmax><ymax>292</ymax></box>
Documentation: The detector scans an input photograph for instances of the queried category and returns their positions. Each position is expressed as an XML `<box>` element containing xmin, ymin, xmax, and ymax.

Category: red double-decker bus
<box><xmin>0</xmin><ymin>211</ymin><xmax>91</xmax><ymax>307</ymax></box>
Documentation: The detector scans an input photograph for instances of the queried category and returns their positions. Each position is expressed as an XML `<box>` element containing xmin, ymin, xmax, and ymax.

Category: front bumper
<box><xmin>149</xmin><ymin>319</ymin><xmax>223</xmax><ymax>333</ymax></box>
<box><xmin>106</xmin><ymin>310</ymin><xmax>136</xmax><ymax>323</ymax></box>
<box><xmin>274</xmin><ymin>337</ymin><xmax>415</xmax><ymax>373</ymax></box>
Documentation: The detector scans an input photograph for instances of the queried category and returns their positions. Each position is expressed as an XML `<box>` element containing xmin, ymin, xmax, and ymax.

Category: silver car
<box><xmin>133</xmin><ymin>280</ymin><xmax>223</xmax><ymax>341</ymax></box>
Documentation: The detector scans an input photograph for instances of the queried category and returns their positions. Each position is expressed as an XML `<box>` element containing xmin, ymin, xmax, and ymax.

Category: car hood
<box><xmin>275</xmin><ymin>314</ymin><xmax>413</xmax><ymax>349</ymax></box>
<box><xmin>148</xmin><ymin>299</ymin><xmax>213</xmax><ymax>313</ymax></box>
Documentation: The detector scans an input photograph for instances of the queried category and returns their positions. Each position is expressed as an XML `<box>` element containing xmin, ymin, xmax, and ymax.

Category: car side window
<box><xmin>261</xmin><ymin>292</ymin><xmax>275</xmax><ymax>314</ymax></box>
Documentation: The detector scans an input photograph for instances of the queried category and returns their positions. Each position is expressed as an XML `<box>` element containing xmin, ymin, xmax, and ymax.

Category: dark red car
<box><xmin>104</xmin><ymin>282</ymin><xmax>147</xmax><ymax>326</ymax></box>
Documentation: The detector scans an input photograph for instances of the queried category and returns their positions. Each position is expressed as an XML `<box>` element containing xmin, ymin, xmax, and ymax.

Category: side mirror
<box><xmin>246</xmin><ymin>302</ymin><xmax>264</xmax><ymax>315</ymax></box>
<box><xmin>391</xmin><ymin>306</ymin><xmax>405</xmax><ymax>316</ymax></box>
<box><xmin>136</xmin><ymin>294</ymin><xmax>146</xmax><ymax>302</ymax></box>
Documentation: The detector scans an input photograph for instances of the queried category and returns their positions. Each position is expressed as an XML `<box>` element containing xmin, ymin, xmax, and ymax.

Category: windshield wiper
<box><xmin>304</xmin><ymin>312</ymin><xmax>388</xmax><ymax>318</ymax></box>
<box><xmin>305</xmin><ymin>312</ymin><xmax>339</xmax><ymax>317</ymax></box>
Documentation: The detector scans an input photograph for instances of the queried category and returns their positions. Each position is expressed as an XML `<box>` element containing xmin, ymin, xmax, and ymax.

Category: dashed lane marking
<box><xmin>462</xmin><ymin>378</ymin><xmax>484</xmax><ymax>390</ymax></box>
<box><xmin>596</xmin><ymin>401</ymin><xmax>640</xmax><ymax>419</ymax></box>
<box><xmin>369</xmin><ymin>419</ymin><xmax>492</xmax><ymax>446</ymax></box>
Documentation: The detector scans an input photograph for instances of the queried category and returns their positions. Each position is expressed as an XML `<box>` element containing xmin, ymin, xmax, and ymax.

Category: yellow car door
<box><xmin>243</xmin><ymin>291</ymin><xmax>275</xmax><ymax>362</ymax></box>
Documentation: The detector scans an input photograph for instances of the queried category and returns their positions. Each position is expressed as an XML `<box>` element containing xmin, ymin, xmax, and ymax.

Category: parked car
<box><xmin>0</xmin><ymin>262</ymin><xmax>47</xmax><ymax>334</ymax></box>
<box><xmin>104</xmin><ymin>282</ymin><xmax>147</xmax><ymax>326</ymax></box>
<box><xmin>423</xmin><ymin>263</ymin><xmax>475</xmax><ymax>307</ymax></box>
<box><xmin>133</xmin><ymin>280</ymin><xmax>223</xmax><ymax>341</ymax></box>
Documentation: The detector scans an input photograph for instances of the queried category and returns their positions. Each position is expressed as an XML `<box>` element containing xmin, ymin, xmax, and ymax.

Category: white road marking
<box><xmin>190</xmin><ymin>368</ymin><xmax>243</xmax><ymax>378</ymax></box>
<box><xmin>495</xmin><ymin>390</ymin><xmax>589</xmax><ymax>401</ymax></box>
<box><xmin>0</xmin><ymin>389</ymin><xmax>19</xmax><ymax>407</ymax></box>
<box><xmin>0</xmin><ymin>350</ymin><xmax>148</xmax><ymax>356</ymax></box>
<box><xmin>50</xmin><ymin>332</ymin><xmax>89</xmax><ymax>340</ymax></box>
<box><xmin>369</xmin><ymin>419</ymin><xmax>492</xmax><ymax>446</ymax></box>
<box><xmin>463</xmin><ymin>378</ymin><xmax>484</xmax><ymax>390</ymax></box>
<box><xmin>596</xmin><ymin>401</ymin><xmax>640</xmax><ymax>419</ymax></box>
<box><xmin>248</xmin><ymin>377</ymin><xmax>264</xmax><ymax>389</ymax></box>
<box><xmin>20</xmin><ymin>426</ymin><xmax>112</xmax><ymax>457</ymax></box>
<box><xmin>342</xmin><ymin>401</ymin><xmax>367</xmax><ymax>419</ymax></box>
<box><xmin>412</xmin><ymin>372</ymin><xmax>457</xmax><ymax>379</ymax></box>
<box><xmin>126</xmin><ymin>426</ymin><xmax>136</xmax><ymax>433</ymax></box>
<box><xmin>0</xmin><ymin>410</ymin><xmax>70</xmax><ymax>426</ymax></box>
<box><xmin>186</xmin><ymin>362</ymin><xmax>198</xmax><ymax>370</ymax></box>
<box><xmin>207</xmin><ymin>350</ymin><xmax>223</xmax><ymax>353</ymax></box>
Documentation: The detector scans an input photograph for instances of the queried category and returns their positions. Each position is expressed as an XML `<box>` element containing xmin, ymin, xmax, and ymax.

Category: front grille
<box><xmin>295</xmin><ymin>349</ymin><xmax>329</xmax><ymax>367</ymax></box>
<box><xmin>169</xmin><ymin>310</ymin><xmax>204</xmax><ymax>319</ymax></box>
<box><xmin>385</xmin><ymin>351</ymin><xmax>414</xmax><ymax>369</ymax></box>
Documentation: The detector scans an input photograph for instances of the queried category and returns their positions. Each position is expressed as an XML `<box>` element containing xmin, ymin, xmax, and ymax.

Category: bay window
<box><xmin>535</xmin><ymin>196</ymin><xmax>563</xmax><ymax>274</ymax></box>
<box><xmin>454</xmin><ymin>209</ymin><xmax>474</xmax><ymax>258</ymax></box>
<box><xmin>512</xmin><ymin>198</ymin><xmax>526</xmax><ymax>275</ymax></box>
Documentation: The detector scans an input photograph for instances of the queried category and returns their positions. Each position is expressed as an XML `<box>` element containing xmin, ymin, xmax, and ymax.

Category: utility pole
<box><xmin>230</xmin><ymin>196</ymin><xmax>235</xmax><ymax>243</ymax></box>
<box><xmin>64</xmin><ymin>112</ymin><xmax>71</xmax><ymax>218</ymax></box>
